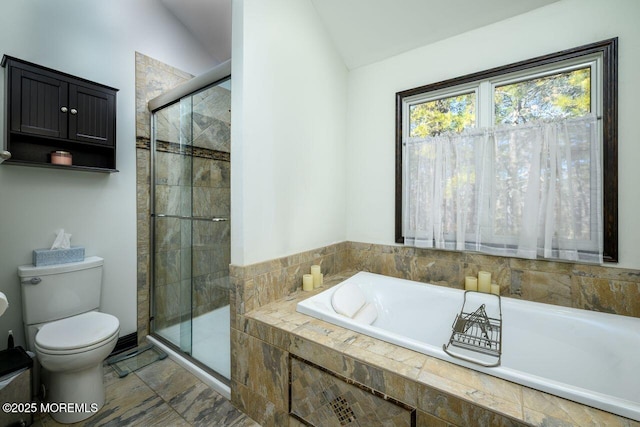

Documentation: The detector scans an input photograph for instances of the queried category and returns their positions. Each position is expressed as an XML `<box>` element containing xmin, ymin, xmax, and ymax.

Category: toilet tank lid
<box><xmin>18</xmin><ymin>256</ymin><xmax>103</xmax><ymax>277</ymax></box>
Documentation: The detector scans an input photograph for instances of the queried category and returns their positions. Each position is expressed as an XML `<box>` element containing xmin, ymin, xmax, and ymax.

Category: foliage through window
<box><xmin>494</xmin><ymin>68</ymin><xmax>591</xmax><ymax>124</ymax></box>
<box><xmin>395</xmin><ymin>39</ymin><xmax>618</xmax><ymax>262</ymax></box>
<box><xmin>409</xmin><ymin>92</ymin><xmax>476</xmax><ymax>137</ymax></box>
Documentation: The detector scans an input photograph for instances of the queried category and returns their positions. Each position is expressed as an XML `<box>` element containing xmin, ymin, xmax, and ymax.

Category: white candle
<box><xmin>464</xmin><ymin>276</ymin><xmax>478</xmax><ymax>291</ymax></box>
<box><xmin>311</xmin><ymin>265</ymin><xmax>321</xmax><ymax>288</ymax></box>
<box><xmin>491</xmin><ymin>283</ymin><xmax>500</xmax><ymax>295</ymax></box>
<box><xmin>478</xmin><ymin>271</ymin><xmax>491</xmax><ymax>293</ymax></box>
<box><xmin>302</xmin><ymin>274</ymin><xmax>314</xmax><ymax>291</ymax></box>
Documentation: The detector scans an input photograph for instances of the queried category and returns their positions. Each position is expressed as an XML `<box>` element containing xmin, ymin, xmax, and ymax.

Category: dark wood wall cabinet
<box><xmin>2</xmin><ymin>55</ymin><xmax>118</xmax><ymax>172</ymax></box>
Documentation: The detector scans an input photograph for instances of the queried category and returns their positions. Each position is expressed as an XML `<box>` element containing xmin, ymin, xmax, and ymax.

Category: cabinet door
<box><xmin>68</xmin><ymin>84</ymin><xmax>116</xmax><ymax>146</ymax></box>
<box><xmin>10</xmin><ymin>68</ymin><xmax>68</xmax><ymax>138</ymax></box>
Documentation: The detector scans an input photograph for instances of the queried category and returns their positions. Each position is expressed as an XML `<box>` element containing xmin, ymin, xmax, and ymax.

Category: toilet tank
<box><xmin>18</xmin><ymin>256</ymin><xmax>104</xmax><ymax>325</ymax></box>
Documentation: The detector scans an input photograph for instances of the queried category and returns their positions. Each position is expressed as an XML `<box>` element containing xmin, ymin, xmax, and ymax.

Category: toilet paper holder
<box><xmin>21</xmin><ymin>277</ymin><xmax>41</xmax><ymax>285</ymax></box>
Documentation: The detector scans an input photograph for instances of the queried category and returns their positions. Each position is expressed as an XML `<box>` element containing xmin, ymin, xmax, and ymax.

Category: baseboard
<box><xmin>110</xmin><ymin>332</ymin><xmax>137</xmax><ymax>356</ymax></box>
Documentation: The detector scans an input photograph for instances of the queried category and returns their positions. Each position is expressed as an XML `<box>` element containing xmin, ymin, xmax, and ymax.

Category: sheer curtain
<box><xmin>403</xmin><ymin>114</ymin><xmax>602</xmax><ymax>263</ymax></box>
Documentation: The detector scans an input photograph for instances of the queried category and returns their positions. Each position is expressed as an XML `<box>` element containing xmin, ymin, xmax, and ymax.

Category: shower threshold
<box><xmin>149</xmin><ymin>305</ymin><xmax>231</xmax><ymax>400</ymax></box>
<box><xmin>147</xmin><ymin>334</ymin><xmax>231</xmax><ymax>400</ymax></box>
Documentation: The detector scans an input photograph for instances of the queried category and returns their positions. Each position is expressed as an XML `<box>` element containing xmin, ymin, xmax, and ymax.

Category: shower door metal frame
<box><xmin>148</xmin><ymin>65</ymin><xmax>231</xmax><ymax>384</ymax></box>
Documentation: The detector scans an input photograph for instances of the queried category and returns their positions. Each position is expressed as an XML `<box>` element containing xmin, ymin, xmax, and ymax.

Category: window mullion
<box><xmin>478</xmin><ymin>81</ymin><xmax>493</xmax><ymax>128</ymax></box>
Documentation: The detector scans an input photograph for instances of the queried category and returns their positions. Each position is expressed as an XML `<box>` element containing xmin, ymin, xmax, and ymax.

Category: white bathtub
<box><xmin>296</xmin><ymin>272</ymin><xmax>640</xmax><ymax>421</ymax></box>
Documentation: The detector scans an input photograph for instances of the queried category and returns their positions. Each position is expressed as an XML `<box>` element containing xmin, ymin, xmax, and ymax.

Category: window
<box><xmin>395</xmin><ymin>38</ymin><xmax>618</xmax><ymax>262</ymax></box>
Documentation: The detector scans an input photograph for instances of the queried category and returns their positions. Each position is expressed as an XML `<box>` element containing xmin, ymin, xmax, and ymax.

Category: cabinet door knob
<box><xmin>60</xmin><ymin>106</ymin><xmax>68</xmax><ymax>113</ymax></box>
<box><xmin>70</xmin><ymin>108</ymin><xmax>78</xmax><ymax>115</ymax></box>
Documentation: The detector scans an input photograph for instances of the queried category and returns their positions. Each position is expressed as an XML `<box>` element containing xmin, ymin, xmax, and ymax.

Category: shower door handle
<box><xmin>153</xmin><ymin>214</ymin><xmax>228</xmax><ymax>222</ymax></box>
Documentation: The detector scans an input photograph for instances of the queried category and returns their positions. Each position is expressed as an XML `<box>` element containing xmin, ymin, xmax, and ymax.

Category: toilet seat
<box><xmin>35</xmin><ymin>311</ymin><xmax>119</xmax><ymax>354</ymax></box>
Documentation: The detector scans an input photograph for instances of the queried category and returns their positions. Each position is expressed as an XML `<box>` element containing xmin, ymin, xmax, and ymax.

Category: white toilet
<box><xmin>18</xmin><ymin>256</ymin><xmax>120</xmax><ymax>424</ymax></box>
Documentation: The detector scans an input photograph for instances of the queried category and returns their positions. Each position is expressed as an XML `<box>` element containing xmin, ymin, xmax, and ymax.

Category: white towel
<box><xmin>352</xmin><ymin>302</ymin><xmax>377</xmax><ymax>325</ymax></box>
<box><xmin>331</xmin><ymin>282</ymin><xmax>366</xmax><ymax>318</ymax></box>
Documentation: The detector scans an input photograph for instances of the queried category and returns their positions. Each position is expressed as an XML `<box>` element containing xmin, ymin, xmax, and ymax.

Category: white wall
<box><xmin>0</xmin><ymin>0</ymin><xmax>215</xmax><ymax>348</ymax></box>
<box><xmin>231</xmin><ymin>0</ymin><xmax>348</xmax><ymax>266</ymax></box>
<box><xmin>346</xmin><ymin>0</ymin><xmax>640</xmax><ymax>269</ymax></box>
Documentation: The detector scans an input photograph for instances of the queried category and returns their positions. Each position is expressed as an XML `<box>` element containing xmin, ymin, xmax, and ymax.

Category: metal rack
<box><xmin>443</xmin><ymin>291</ymin><xmax>502</xmax><ymax>367</ymax></box>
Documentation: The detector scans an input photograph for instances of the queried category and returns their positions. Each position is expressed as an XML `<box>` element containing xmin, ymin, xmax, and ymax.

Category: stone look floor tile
<box><xmin>34</xmin><ymin>358</ymin><xmax>258</xmax><ymax>427</ymax></box>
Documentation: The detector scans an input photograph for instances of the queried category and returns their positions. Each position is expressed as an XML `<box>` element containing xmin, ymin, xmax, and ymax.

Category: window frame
<box><xmin>395</xmin><ymin>38</ymin><xmax>618</xmax><ymax>262</ymax></box>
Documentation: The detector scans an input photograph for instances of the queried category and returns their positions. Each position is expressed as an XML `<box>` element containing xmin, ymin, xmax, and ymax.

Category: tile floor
<box><xmin>34</xmin><ymin>357</ymin><xmax>259</xmax><ymax>427</ymax></box>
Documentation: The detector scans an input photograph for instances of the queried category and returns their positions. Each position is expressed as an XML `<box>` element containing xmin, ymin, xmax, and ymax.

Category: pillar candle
<box><xmin>302</xmin><ymin>274</ymin><xmax>314</xmax><ymax>291</ymax></box>
<box><xmin>478</xmin><ymin>271</ymin><xmax>491</xmax><ymax>293</ymax></box>
<box><xmin>464</xmin><ymin>276</ymin><xmax>478</xmax><ymax>291</ymax></box>
<box><xmin>491</xmin><ymin>283</ymin><xmax>500</xmax><ymax>295</ymax></box>
<box><xmin>311</xmin><ymin>265</ymin><xmax>321</xmax><ymax>288</ymax></box>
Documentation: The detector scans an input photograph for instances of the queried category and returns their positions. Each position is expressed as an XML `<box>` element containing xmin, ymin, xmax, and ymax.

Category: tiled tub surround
<box><xmin>236</xmin><ymin>273</ymin><xmax>640</xmax><ymax>427</ymax></box>
<box><xmin>230</xmin><ymin>243</ymin><xmax>640</xmax><ymax>426</ymax></box>
<box><xmin>298</xmin><ymin>272</ymin><xmax>640</xmax><ymax>421</ymax></box>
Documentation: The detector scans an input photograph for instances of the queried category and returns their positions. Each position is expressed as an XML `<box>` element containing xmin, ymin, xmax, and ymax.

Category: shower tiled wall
<box><xmin>135</xmin><ymin>53</ymin><xmax>231</xmax><ymax>340</ymax></box>
<box><xmin>135</xmin><ymin>52</ymin><xmax>193</xmax><ymax>343</ymax></box>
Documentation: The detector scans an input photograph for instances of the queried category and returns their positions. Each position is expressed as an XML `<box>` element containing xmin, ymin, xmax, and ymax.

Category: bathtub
<box><xmin>296</xmin><ymin>272</ymin><xmax>640</xmax><ymax>421</ymax></box>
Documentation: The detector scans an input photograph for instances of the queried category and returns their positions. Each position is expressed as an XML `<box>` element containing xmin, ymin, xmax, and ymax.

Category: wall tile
<box><xmin>573</xmin><ymin>276</ymin><xmax>640</xmax><ymax>317</ymax></box>
<box><xmin>510</xmin><ymin>269</ymin><xmax>572</xmax><ymax>306</ymax></box>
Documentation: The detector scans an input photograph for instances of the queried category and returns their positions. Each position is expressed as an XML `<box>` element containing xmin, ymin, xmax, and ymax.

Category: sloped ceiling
<box><xmin>159</xmin><ymin>0</ymin><xmax>232</xmax><ymax>64</ymax></box>
<box><xmin>160</xmin><ymin>0</ymin><xmax>559</xmax><ymax>69</ymax></box>
<box><xmin>310</xmin><ymin>0</ymin><xmax>560</xmax><ymax>69</ymax></box>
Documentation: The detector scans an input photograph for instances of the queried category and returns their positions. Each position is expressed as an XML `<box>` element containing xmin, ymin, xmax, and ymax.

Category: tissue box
<box><xmin>33</xmin><ymin>247</ymin><xmax>85</xmax><ymax>266</ymax></box>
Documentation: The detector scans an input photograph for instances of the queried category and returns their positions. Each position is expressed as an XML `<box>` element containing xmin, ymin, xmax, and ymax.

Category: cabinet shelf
<box><xmin>2</xmin><ymin>55</ymin><xmax>118</xmax><ymax>172</ymax></box>
<box><xmin>2</xmin><ymin>159</ymin><xmax>118</xmax><ymax>173</ymax></box>
<box><xmin>6</xmin><ymin>131</ymin><xmax>116</xmax><ymax>171</ymax></box>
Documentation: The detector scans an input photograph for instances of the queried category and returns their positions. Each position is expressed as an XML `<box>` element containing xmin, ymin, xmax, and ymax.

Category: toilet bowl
<box><xmin>18</xmin><ymin>257</ymin><xmax>120</xmax><ymax>424</ymax></box>
<box><xmin>34</xmin><ymin>311</ymin><xmax>119</xmax><ymax>424</ymax></box>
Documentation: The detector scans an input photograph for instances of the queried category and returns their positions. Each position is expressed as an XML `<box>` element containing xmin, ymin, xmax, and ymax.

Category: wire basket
<box><xmin>443</xmin><ymin>291</ymin><xmax>502</xmax><ymax>367</ymax></box>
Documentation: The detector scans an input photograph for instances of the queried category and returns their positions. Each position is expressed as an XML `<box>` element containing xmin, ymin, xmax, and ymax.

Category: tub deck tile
<box><xmin>344</xmin><ymin>340</ymin><xmax>425</xmax><ymax>381</ymax></box>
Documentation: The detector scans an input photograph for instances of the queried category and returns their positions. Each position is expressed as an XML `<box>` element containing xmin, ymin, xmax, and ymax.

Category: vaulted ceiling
<box><xmin>160</xmin><ymin>0</ymin><xmax>559</xmax><ymax>69</ymax></box>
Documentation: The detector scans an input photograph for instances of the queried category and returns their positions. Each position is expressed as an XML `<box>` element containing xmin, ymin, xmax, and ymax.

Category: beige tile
<box><xmin>169</xmin><ymin>381</ymin><xmax>248</xmax><ymax>427</ymax></box>
<box><xmin>573</xmin><ymin>276</ymin><xmax>640</xmax><ymax>317</ymax></box>
<box><xmin>36</xmin><ymin>359</ymin><xmax>257</xmax><ymax>427</ymax></box>
<box><xmin>510</xmin><ymin>269</ymin><xmax>572</xmax><ymax>306</ymax></box>
<box><xmin>522</xmin><ymin>387</ymin><xmax>639</xmax><ymax>427</ymax></box>
<box><xmin>136</xmin><ymin>358</ymin><xmax>202</xmax><ymax>403</ymax></box>
<box><xmin>416</xmin><ymin>410</ymin><xmax>451</xmax><ymax>427</ymax></box>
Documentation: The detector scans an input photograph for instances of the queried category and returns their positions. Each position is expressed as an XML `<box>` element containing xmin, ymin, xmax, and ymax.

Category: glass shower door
<box><xmin>152</xmin><ymin>97</ymin><xmax>194</xmax><ymax>357</ymax></box>
<box><xmin>188</xmin><ymin>81</ymin><xmax>231</xmax><ymax>379</ymax></box>
<box><xmin>151</xmin><ymin>77</ymin><xmax>232</xmax><ymax>382</ymax></box>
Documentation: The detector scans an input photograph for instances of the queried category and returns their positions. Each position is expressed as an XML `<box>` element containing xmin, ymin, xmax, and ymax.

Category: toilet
<box><xmin>18</xmin><ymin>256</ymin><xmax>120</xmax><ymax>424</ymax></box>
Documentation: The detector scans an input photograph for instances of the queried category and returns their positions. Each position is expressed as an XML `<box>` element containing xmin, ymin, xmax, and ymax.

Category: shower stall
<box><xmin>148</xmin><ymin>65</ymin><xmax>231</xmax><ymax>385</ymax></box>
